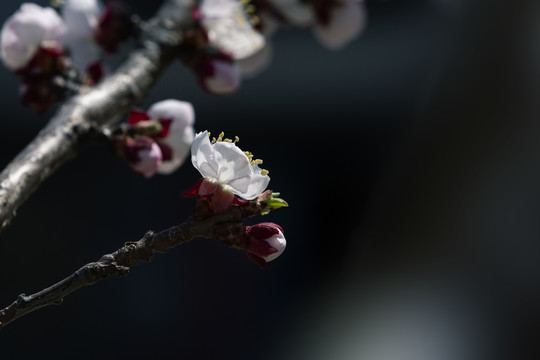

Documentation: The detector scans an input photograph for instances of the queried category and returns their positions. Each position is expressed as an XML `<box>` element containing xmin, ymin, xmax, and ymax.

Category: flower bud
<box><xmin>244</xmin><ymin>222</ymin><xmax>286</xmax><ymax>266</ymax></box>
<box><xmin>196</xmin><ymin>55</ymin><xmax>241</xmax><ymax>95</ymax></box>
<box><xmin>123</xmin><ymin>136</ymin><xmax>163</xmax><ymax>178</ymax></box>
<box><xmin>127</xmin><ymin>99</ymin><xmax>195</xmax><ymax>174</ymax></box>
<box><xmin>20</xmin><ymin>74</ymin><xmax>65</xmax><ymax>114</ymax></box>
<box><xmin>313</xmin><ymin>2</ymin><xmax>366</xmax><ymax>50</ymax></box>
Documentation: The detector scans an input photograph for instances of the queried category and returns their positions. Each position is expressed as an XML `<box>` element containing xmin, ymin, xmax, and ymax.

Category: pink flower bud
<box><xmin>20</xmin><ymin>74</ymin><xmax>65</xmax><ymax>114</ymax></box>
<box><xmin>197</xmin><ymin>56</ymin><xmax>241</xmax><ymax>95</ymax></box>
<box><xmin>244</xmin><ymin>222</ymin><xmax>286</xmax><ymax>266</ymax></box>
<box><xmin>123</xmin><ymin>136</ymin><xmax>163</xmax><ymax>178</ymax></box>
<box><xmin>313</xmin><ymin>2</ymin><xmax>367</xmax><ymax>50</ymax></box>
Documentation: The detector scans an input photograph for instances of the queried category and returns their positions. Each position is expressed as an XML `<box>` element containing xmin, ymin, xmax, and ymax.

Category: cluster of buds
<box><xmin>0</xmin><ymin>1</ymin><xmax>133</xmax><ymax>112</ymax></box>
<box><xmin>111</xmin><ymin>99</ymin><xmax>195</xmax><ymax>177</ymax></box>
<box><xmin>185</xmin><ymin>130</ymin><xmax>288</xmax><ymax>267</ymax></box>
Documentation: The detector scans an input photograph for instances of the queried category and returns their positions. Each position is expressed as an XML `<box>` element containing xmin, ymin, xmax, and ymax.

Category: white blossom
<box><xmin>0</xmin><ymin>3</ymin><xmax>66</xmax><ymax>70</ymax></box>
<box><xmin>61</xmin><ymin>0</ymin><xmax>103</xmax><ymax>71</ymax></box>
<box><xmin>147</xmin><ymin>99</ymin><xmax>195</xmax><ymax>174</ymax></box>
<box><xmin>199</xmin><ymin>0</ymin><xmax>265</xmax><ymax>59</ymax></box>
<box><xmin>191</xmin><ymin>130</ymin><xmax>270</xmax><ymax>200</ymax></box>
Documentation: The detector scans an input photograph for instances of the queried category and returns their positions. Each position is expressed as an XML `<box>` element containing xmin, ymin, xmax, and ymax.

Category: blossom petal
<box><xmin>200</xmin><ymin>0</ymin><xmax>265</xmax><ymax>59</ymax></box>
<box><xmin>237</xmin><ymin>43</ymin><xmax>273</xmax><ymax>78</ymax></box>
<box><xmin>62</xmin><ymin>0</ymin><xmax>103</xmax><ymax>42</ymax></box>
<box><xmin>157</xmin><ymin>127</ymin><xmax>194</xmax><ymax>174</ymax></box>
<box><xmin>228</xmin><ymin>172</ymin><xmax>270</xmax><ymax>200</ymax></box>
<box><xmin>213</xmin><ymin>141</ymin><xmax>252</xmax><ymax>184</ymax></box>
<box><xmin>147</xmin><ymin>99</ymin><xmax>195</xmax><ymax>130</ymax></box>
<box><xmin>201</xmin><ymin>59</ymin><xmax>241</xmax><ymax>94</ymax></box>
<box><xmin>191</xmin><ymin>131</ymin><xmax>219</xmax><ymax>178</ymax></box>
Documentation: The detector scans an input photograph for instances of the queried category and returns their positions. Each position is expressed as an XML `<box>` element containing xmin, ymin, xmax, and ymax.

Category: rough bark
<box><xmin>0</xmin><ymin>0</ymin><xmax>194</xmax><ymax>232</ymax></box>
<box><xmin>0</xmin><ymin>202</ymin><xmax>263</xmax><ymax>329</ymax></box>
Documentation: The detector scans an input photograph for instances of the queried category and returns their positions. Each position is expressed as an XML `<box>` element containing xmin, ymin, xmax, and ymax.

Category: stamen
<box><xmin>251</xmin><ymin>159</ymin><xmax>263</xmax><ymax>165</ymax></box>
<box><xmin>217</xmin><ymin>132</ymin><xmax>224</xmax><ymax>142</ymax></box>
<box><xmin>212</xmin><ymin>137</ymin><xmax>217</xmax><ymax>144</ymax></box>
<box><xmin>261</xmin><ymin>169</ymin><xmax>269</xmax><ymax>176</ymax></box>
<box><xmin>235</xmin><ymin>136</ymin><xmax>240</xmax><ymax>143</ymax></box>
<box><xmin>224</xmin><ymin>138</ymin><xmax>233</xmax><ymax>143</ymax></box>
<box><xmin>246</xmin><ymin>4</ymin><xmax>256</xmax><ymax>13</ymax></box>
<box><xmin>240</xmin><ymin>0</ymin><xmax>250</xmax><ymax>4</ymax></box>
<box><xmin>51</xmin><ymin>0</ymin><xmax>64</xmax><ymax>8</ymax></box>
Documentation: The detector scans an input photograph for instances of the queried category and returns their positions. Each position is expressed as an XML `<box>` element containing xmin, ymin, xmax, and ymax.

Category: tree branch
<box><xmin>0</xmin><ymin>201</ymin><xmax>263</xmax><ymax>329</ymax></box>
<box><xmin>0</xmin><ymin>0</ymin><xmax>194</xmax><ymax>233</ymax></box>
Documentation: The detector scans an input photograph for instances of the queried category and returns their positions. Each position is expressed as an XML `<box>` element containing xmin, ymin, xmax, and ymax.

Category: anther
<box><xmin>235</xmin><ymin>136</ymin><xmax>240</xmax><ymax>143</ymax></box>
<box><xmin>212</xmin><ymin>137</ymin><xmax>217</xmax><ymax>143</ymax></box>
<box><xmin>261</xmin><ymin>169</ymin><xmax>269</xmax><ymax>176</ymax></box>
<box><xmin>217</xmin><ymin>132</ymin><xmax>224</xmax><ymax>142</ymax></box>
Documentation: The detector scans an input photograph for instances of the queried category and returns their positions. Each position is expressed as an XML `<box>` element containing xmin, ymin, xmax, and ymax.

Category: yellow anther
<box><xmin>51</xmin><ymin>0</ymin><xmax>64</xmax><ymax>8</ymax></box>
<box><xmin>261</xmin><ymin>169</ymin><xmax>269</xmax><ymax>176</ymax></box>
<box><xmin>240</xmin><ymin>0</ymin><xmax>250</xmax><ymax>4</ymax></box>
<box><xmin>246</xmin><ymin>4</ymin><xmax>256</xmax><ymax>13</ymax></box>
<box><xmin>212</xmin><ymin>137</ymin><xmax>217</xmax><ymax>143</ymax></box>
<box><xmin>217</xmin><ymin>132</ymin><xmax>224</xmax><ymax>142</ymax></box>
<box><xmin>235</xmin><ymin>136</ymin><xmax>240</xmax><ymax>143</ymax></box>
<box><xmin>224</xmin><ymin>138</ymin><xmax>233</xmax><ymax>143</ymax></box>
<box><xmin>251</xmin><ymin>159</ymin><xmax>263</xmax><ymax>165</ymax></box>
<box><xmin>251</xmin><ymin>15</ymin><xmax>260</xmax><ymax>26</ymax></box>
<box><xmin>208</xmin><ymin>132</ymin><xmax>211</xmax><ymax>138</ymax></box>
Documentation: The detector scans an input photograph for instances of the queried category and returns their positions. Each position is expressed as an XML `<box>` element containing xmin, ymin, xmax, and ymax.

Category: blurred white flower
<box><xmin>199</xmin><ymin>0</ymin><xmax>265</xmax><ymax>59</ymax></box>
<box><xmin>0</xmin><ymin>3</ymin><xmax>66</xmax><ymax>71</ymax></box>
<box><xmin>61</xmin><ymin>0</ymin><xmax>103</xmax><ymax>72</ymax></box>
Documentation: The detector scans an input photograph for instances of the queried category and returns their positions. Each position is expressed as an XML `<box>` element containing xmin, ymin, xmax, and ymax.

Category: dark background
<box><xmin>2</xmin><ymin>0</ymin><xmax>540</xmax><ymax>359</ymax></box>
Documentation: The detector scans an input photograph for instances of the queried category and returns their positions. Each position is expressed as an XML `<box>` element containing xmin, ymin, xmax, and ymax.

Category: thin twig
<box><xmin>0</xmin><ymin>202</ymin><xmax>263</xmax><ymax>329</ymax></box>
<box><xmin>0</xmin><ymin>0</ymin><xmax>194</xmax><ymax>233</ymax></box>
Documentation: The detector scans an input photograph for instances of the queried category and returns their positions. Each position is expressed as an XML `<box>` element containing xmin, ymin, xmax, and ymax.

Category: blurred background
<box><xmin>2</xmin><ymin>0</ymin><xmax>540</xmax><ymax>358</ymax></box>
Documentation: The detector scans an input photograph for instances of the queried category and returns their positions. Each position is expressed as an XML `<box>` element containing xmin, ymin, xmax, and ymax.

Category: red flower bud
<box><xmin>244</xmin><ymin>222</ymin><xmax>286</xmax><ymax>267</ymax></box>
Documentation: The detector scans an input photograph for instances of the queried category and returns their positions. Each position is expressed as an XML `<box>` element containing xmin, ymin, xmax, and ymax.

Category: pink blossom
<box><xmin>128</xmin><ymin>99</ymin><xmax>195</xmax><ymax>174</ymax></box>
<box><xmin>197</xmin><ymin>55</ymin><xmax>241</xmax><ymax>95</ymax></box>
<box><xmin>0</xmin><ymin>3</ymin><xmax>66</xmax><ymax>71</ymax></box>
<box><xmin>124</xmin><ymin>136</ymin><xmax>163</xmax><ymax>178</ymax></box>
<box><xmin>313</xmin><ymin>1</ymin><xmax>367</xmax><ymax>50</ymax></box>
